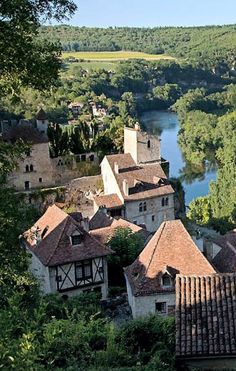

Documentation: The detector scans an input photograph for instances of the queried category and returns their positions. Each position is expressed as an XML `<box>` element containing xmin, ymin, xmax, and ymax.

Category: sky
<box><xmin>60</xmin><ymin>0</ymin><xmax>236</xmax><ymax>28</ymax></box>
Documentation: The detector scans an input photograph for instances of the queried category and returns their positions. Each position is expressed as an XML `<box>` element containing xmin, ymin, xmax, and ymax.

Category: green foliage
<box><xmin>108</xmin><ymin>227</ymin><xmax>144</xmax><ymax>286</ymax></box>
<box><xmin>187</xmin><ymin>196</ymin><xmax>211</xmax><ymax>226</ymax></box>
<box><xmin>0</xmin><ymin>0</ymin><xmax>76</xmax><ymax>96</ymax></box>
<box><xmin>39</xmin><ymin>24</ymin><xmax>236</xmax><ymax>72</ymax></box>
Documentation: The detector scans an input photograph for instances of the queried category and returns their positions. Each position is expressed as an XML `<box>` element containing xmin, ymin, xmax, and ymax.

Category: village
<box><xmin>2</xmin><ymin>106</ymin><xmax>236</xmax><ymax>369</ymax></box>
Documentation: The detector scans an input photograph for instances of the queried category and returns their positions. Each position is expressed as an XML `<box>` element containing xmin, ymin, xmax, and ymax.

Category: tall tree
<box><xmin>0</xmin><ymin>0</ymin><xmax>77</xmax><ymax>95</ymax></box>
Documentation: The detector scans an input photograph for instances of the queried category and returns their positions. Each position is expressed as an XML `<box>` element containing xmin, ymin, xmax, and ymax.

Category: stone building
<box><xmin>176</xmin><ymin>273</ymin><xmax>236</xmax><ymax>370</ymax></box>
<box><xmin>124</xmin><ymin>220</ymin><xmax>215</xmax><ymax>318</ymax></box>
<box><xmin>94</xmin><ymin>152</ymin><xmax>174</xmax><ymax>232</ymax></box>
<box><xmin>22</xmin><ymin>205</ymin><xmax>113</xmax><ymax>298</ymax></box>
<box><xmin>4</xmin><ymin>122</ymin><xmax>98</xmax><ymax>191</ymax></box>
<box><xmin>36</xmin><ymin>108</ymin><xmax>49</xmax><ymax>134</ymax></box>
<box><xmin>124</xmin><ymin>123</ymin><xmax>161</xmax><ymax>165</ymax></box>
<box><xmin>5</xmin><ymin>124</ymin><xmax>54</xmax><ymax>190</ymax></box>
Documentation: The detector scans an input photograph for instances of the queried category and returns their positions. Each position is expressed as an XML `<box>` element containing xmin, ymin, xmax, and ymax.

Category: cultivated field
<box><xmin>62</xmin><ymin>51</ymin><xmax>175</xmax><ymax>61</ymax></box>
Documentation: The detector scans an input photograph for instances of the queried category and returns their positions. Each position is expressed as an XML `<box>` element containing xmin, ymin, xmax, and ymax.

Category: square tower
<box><xmin>124</xmin><ymin>123</ymin><xmax>161</xmax><ymax>165</ymax></box>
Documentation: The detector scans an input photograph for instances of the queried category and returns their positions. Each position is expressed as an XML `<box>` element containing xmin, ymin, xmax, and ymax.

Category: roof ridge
<box><xmin>46</xmin><ymin>217</ymin><xmax>69</xmax><ymax>266</ymax></box>
<box><xmin>144</xmin><ymin>221</ymin><xmax>166</xmax><ymax>275</ymax></box>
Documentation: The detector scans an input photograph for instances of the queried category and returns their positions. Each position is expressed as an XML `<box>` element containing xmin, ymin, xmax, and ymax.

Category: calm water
<box><xmin>141</xmin><ymin>111</ymin><xmax>217</xmax><ymax>205</ymax></box>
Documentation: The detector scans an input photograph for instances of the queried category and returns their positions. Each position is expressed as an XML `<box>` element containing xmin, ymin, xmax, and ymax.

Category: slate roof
<box><xmin>23</xmin><ymin>205</ymin><xmax>113</xmax><ymax>267</ymax></box>
<box><xmin>213</xmin><ymin>230</ymin><xmax>236</xmax><ymax>273</ymax></box>
<box><xmin>94</xmin><ymin>194</ymin><xmax>124</xmax><ymax>209</ymax></box>
<box><xmin>4</xmin><ymin>124</ymin><xmax>48</xmax><ymax>144</ymax></box>
<box><xmin>104</xmin><ymin>153</ymin><xmax>174</xmax><ymax>202</ymax></box>
<box><xmin>90</xmin><ymin>218</ymin><xmax>151</xmax><ymax>245</ymax></box>
<box><xmin>89</xmin><ymin>209</ymin><xmax>113</xmax><ymax>230</ymax></box>
<box><xmin>176</xmin><ymin>273</ymin><xmax>236</xmax><ymax>358</ymax></box>
<box><xmin>36</xmin><ymin>108</ymin><xmax>48</xmax><ymax>121</ymax></box>
<box><xmin>124</xmin><ymin>220</ymin><xmax>215</xmax><ymax>296</ymax></box>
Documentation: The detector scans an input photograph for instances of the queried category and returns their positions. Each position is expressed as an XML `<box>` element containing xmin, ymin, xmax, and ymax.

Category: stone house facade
<box><xmin>22</xmin><ymin>205</ymin><xmax>113</xmax><ymax>298</ymax></box>
<box><xmin>5</xmin><ymin>123</ymin><xmax>98</xmax><ymax>191</ymax></box>
<box><xmin>124</xmin><ymin>220</ymin><xmax>216</xmax><ymax>318</ymax></box>
<box><xmin>95</xmin><ymin>152</ymin><xmax>175</xmax><ymax>232</ymax></box>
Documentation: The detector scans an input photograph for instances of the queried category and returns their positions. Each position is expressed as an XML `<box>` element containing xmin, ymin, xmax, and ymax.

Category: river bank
<box><xmin>141</xmin><ymin>110</ymin><xmax>217</xmax><ymax>205</ymax></box>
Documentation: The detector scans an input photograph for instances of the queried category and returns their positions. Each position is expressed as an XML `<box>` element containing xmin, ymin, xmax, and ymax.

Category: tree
<box><xmin>0</xmin><ymin>0</ymin><xmax>77</xmax><ymax>95</ymax></box>
<box><xmin>47</xmin><ymin>123</ymin><xmax>69</xmax><ymax>157</ymax></box>
<box><xmin>187</xmin><ymin>196</ymin><xmax>211</xmax><ymax>226</ymax></box>
<box><xmin>107</xmin><ymin>227</ymin><xmax>144</xmax><ymax>286</ymax></box>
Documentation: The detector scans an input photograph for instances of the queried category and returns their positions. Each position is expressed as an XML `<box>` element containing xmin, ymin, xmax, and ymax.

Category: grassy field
<box><xmin>62</xmin><ymin>51</ymin><xmax>175</xmax><ymax>61</ymax></box>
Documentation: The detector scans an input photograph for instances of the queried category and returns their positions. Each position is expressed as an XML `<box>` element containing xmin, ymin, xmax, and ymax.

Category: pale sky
<box><xmin>60</xmin><ymin>0</ymin><xmax>236</xmax><ymax>27</ymax></box>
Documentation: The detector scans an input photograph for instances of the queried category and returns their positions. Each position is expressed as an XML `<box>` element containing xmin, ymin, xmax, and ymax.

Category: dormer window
<box><xmin>71</xmin><ymin>234</ymin><xmax>82</xmax><ymax>246</ymax></box>
<box><xmin>162</xmin><ymin>273</ymin><xmax>172</xmax><ymax>287</ymax></box>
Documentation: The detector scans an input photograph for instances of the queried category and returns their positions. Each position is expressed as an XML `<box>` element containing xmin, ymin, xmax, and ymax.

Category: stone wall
<box><xmin>124</xmin><ymin>194</ymin><xmax>175</xmax><ymax>232</ymax></box>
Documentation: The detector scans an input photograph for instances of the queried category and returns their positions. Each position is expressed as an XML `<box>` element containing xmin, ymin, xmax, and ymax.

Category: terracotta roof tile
<box><xmin>94</xmin><ymin>194</ymin><xmax>124</xmax><ymax>209</ymax></box>
<box><xmin>24</xmin><ymin>205</ymin><xmax>113</xmax><ymax>266</ymax></box>
<box><xmin>176</xmin><ymin>273</ymin><xmax>236</xmax><ymax>358</ymax></box>
<box><xmin>90</xmin><ymin>218</ymin><xmax>151</xmax><ymax>245</ymax></box>
<box><xmin>213</xmin><ymin>230</ymin><xmax>236</xmax><ymax>272</ymax></box>
<box><xmin>104</xmin><ymin>153</ymin><xmax>174</xmax><ymax>202</ymax></box>
<box><xmin>125</xmin><ymin>220</ymin><xmax>215</xmax><ymax>296</ymax></box>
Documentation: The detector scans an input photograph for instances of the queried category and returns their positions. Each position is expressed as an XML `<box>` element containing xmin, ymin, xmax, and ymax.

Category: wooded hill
<box><xmin>40</xmin><ymin>25</ymin><xmax>236</xmax><ymax>69</ymax></box>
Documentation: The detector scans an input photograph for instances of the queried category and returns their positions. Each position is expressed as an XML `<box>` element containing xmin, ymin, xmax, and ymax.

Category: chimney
<box><xmin>134</xmin><ymin>122</ymin><xmax>140</xmax><ymax>131</ymax></box>
<box><xmin>114</xmin><ymin>162</ymin><xmax>119</xmax><ymax>174</ymax></box>
<box><xmin>123</xmin><ymin>179</ymin><xmax>129</xmax><ymax>196</ymax></box>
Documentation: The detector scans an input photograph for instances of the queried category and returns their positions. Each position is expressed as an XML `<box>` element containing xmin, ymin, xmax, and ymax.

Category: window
<box><xmin>30</xmin><ymin>164</ymin><xmax>34</xmax><ymax>172</ymax></box>
<box><xmin>155</xmin><ymin>302</ymin><xmax>166</xmax><ymax>314</ymax></box>
<box><xmin>24</xmin><ymin>181</ymin><xmax>30</xmax><ymax>190</ymax></box>
<box><xmin>89</xmin><ymin>154</ymin><xmax>94</xmax><ymax>162</ymax></box>
<box><xmin>39</xmin><ymin>177</ymin><xmax>42</xmax><ymax>183</ymax></box>
<box><xmin>56</xmin><ymin>275</ymin><xmax>62</xmax><ymax>282</ymax></box>
<box><xmin>162</xmin><ymin>274</ymin><xmax>172</xmax><ymax>287</ymax></box>
<box><xmin>81</xmin><ymin>154</ymin><xmax>86</xmax><ymax>162</ymax></box>
<box><xmin>161</xmin><ymin>197</ymin><xmax>165</xmax><ymax>207</ymax></box>
<box><xmin>71</xmin><ymin>234</ymin><xmax>82</xmax><ymax>246</ymax></box>
<box><xmin>152</xmin><ymin>215</ymin><xmax>155</xmax><ymax>222</ymax></box>
<box><xmin>165</xmin><ymin>197</ymin><xmax>169</xmax><ymax>206</ymax></box>
<box><xmin>75</xmin><ymin>260</ymin><xmax>92</xmax><ymax>281</ymax></box>
<box><xmin>25</xmin><ymin>165</ymin><xmax>29</xmax><ymax>173</ymax></box>
<box><xmin>143</xmin><ymin>201</ymin><xmax>147</xmax><ymax>211</ymax></box>
<box><xmin>139</xmin><ymin>202</ymin><xmax>143</xmax><ymax>212</ymax></box>
<box><xmin>147</xmin><ymin>140</ymin><xmax>151</xmax><ymax>148</ymax></box>
<box><xmin>133</xmin><ymin>220</ymin><xmax>137</xmax><ymax>225</ymax></box>
<box><xmin>25</xmin><ymin>149</ymin><xmax>31</xmax><ymax>157</ymax></box>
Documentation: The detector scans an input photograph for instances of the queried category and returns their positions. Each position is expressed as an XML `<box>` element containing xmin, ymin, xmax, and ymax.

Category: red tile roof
<box><xmin>90</xmin><ymin>218</ymin><xmax>151</xmax><ymax>245</ymax></box>
<box><xmin>176</xmin><ymin>273</ymin><xmax>236</xmax><ymax>358</ymax></box>
<box><xmin>24</xmin><ymin>205</ymin><xmax>113</xmax><ymax>267</ymax></box>
<box><xmin>125</xmin><ymin>220</ymin><xmax>215</xmax><ymax>296</ymax></box>
<box><xmin>94</xmin><ymin>194</ymin><xmax>124</xmax><ymax>209</ymax></box>
<box><xmin>213</xmin><ymin>230</ymin><xmax>236</xmax><ymax>272</ymax></box>
<box><xmin>104</xmin><ymin>153</ymin><xmax>174</xmax><ymax>202</ymax></box>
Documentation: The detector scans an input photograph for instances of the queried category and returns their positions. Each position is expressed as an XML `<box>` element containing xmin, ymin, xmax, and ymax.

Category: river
<box><xmin>141</xmin><ymin>110</ymin><xmax>217</xmax><ymax>205</ymax></box>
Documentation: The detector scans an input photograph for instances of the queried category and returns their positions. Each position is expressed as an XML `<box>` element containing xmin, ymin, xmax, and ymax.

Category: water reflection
<box><xmin>141</xmin><ymin>110</ymin><xmax>217</xmax><ymax>205</ymax></box>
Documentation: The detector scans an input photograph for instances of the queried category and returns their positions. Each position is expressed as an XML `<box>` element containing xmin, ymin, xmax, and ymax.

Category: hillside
<box><xmin>40</xmin><ymin>25</ymin><xmax>236</xmax><ymax>68</ymax></box>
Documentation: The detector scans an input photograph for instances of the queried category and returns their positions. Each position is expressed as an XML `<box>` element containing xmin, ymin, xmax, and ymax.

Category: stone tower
<box><xmin>124</xmin><ymin>123</ymin><xmax>161</xmax><ymax>165</ymax></box>
<box><xmin>36</xmin><ymin>108</ymin><xmax>49</xmax><ymax>135</ymax></box>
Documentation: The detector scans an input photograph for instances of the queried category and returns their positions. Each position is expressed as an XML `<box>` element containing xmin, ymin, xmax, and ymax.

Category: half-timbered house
<box><xmin>23</xmin><ymin>205</ymin><xmax>113</xmax><ymax>298</ymax></box>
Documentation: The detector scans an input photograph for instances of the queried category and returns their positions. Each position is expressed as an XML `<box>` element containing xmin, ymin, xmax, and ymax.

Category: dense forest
<box><xmin>40</xmin><ymin>25</ymin><xmax>236</xmax><ymax>70</ymax></box>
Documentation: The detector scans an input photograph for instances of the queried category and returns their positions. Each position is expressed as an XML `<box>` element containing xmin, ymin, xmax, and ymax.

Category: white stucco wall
<box><xmin>101</xmin><ymin>157</ymin><xmax>124</xmax><ymax>201</ymax></box>
<box><xmin>28</xmin><ymin>249</ymin><xmax>51</xmax><ymax>293</ymax></box>
<box><xmin>124</xmin><ymin>194</ymin><xmax>175</xmax><ymax>232</ymax></box>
